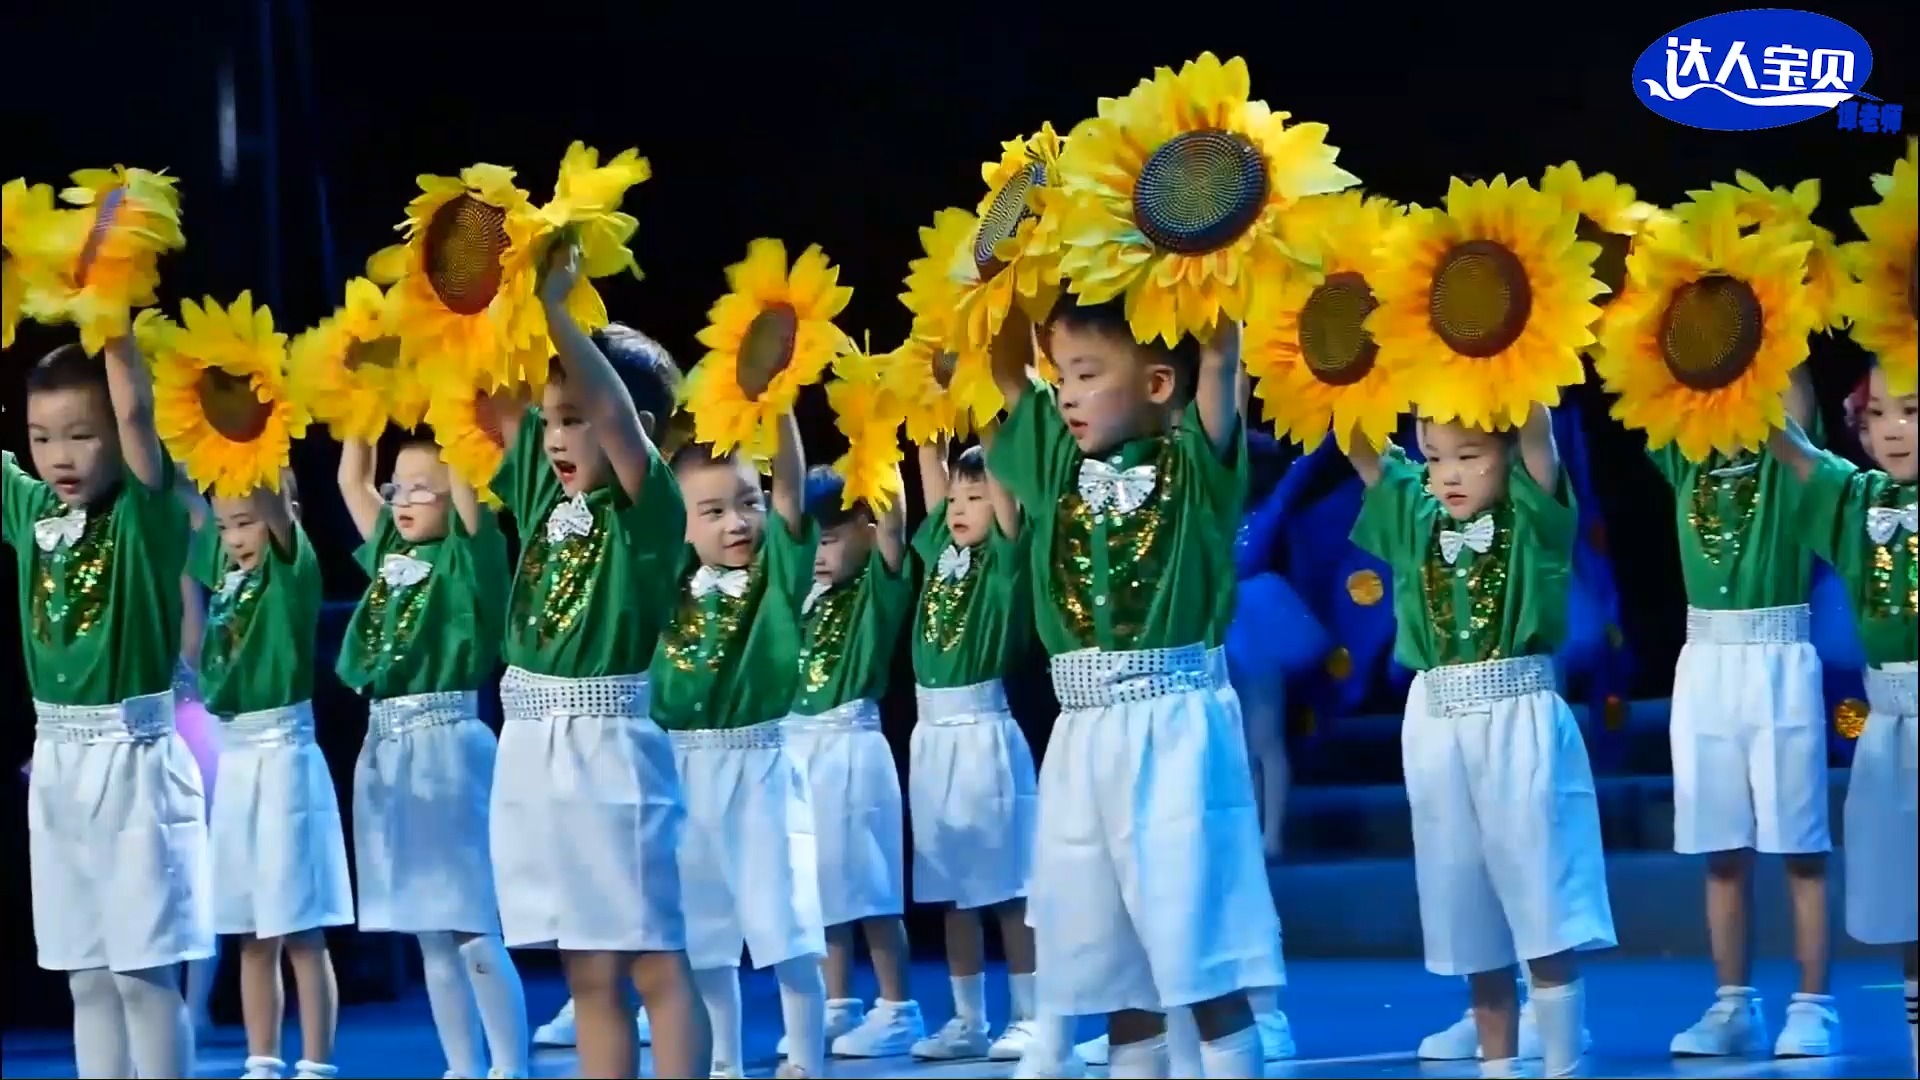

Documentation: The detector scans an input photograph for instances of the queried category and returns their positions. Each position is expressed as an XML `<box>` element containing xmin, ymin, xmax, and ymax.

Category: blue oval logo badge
<box><xmin>1633</xmin><ymin>9</ymin><xmax>1873</xmax><ymax>131</ymax></box>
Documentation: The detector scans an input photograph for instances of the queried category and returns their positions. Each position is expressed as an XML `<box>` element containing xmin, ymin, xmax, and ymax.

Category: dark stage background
<box><xmin>3</xmin><ymin>0</ymin><xmax>1915</xmax><ymax>1029</ymax></box>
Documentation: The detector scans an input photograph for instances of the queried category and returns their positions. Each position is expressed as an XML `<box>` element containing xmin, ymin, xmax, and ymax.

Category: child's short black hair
<box><xmin>1046</xmin><ymin>296</ymin><xmax>1201</xmax><ymax>401</ymax></box>
<box><xmin>951</xmin><ymin>445</ymin><xmax>988</xmax><ymax>484</ymax></box>
<box><xmin>669</xmin><ymin>440</ymin><xmax>742</xmax><ymax>476</ymax></box>
<box><xmin>25</xmin><ymin>343</ymin><xmax>108</xmax><ymax>398</ymax></box>
<box><xmin>804</xmin><ymin>465</ymin><xmax>871</xmax><ymax>528</ymax></box>
<box><xmin>577</xmin><ymin>322</ymin><xmax>682</xmax><ymax>433</ymax></box>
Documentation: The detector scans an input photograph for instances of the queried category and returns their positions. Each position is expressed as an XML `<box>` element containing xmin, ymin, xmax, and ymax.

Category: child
<box><xmin>335</xmin><ymin>433</ymin><xmax>530</xmax><ymax>1079</ymax></box>
<box><xmin>784</xmin><ymin>463</ymin><xmax>926</xmax><ymax>1058</ymax></box>
<box><xmin>176</xmin><ymin>573</ymin><xmax>224</xmax><ymax>1036</ymax></box>
<box><xmin>195</xmin><ymin>472</ymin><xmax>354</xmax><ymax>1080</ymax></box>
<box><xmin>650</xmin><ymin>417</ymin><xmax>830</xmax><ymax>1080</ymax></box>
<box><xmin>986</xmin><ymin>300</ymin><xmax>1282</xmax><ymax>1080</ymax></box>
<box><xmin>485</xmin><ymin>245</ymin><xmax>710</xmax><ymax>1079</ymax></box>
<box><xmin>1657</xmin><ymin>376</ymin><xmax>1839</xmax><ymax>1058</ymax></box>
<box><xmin>8</xmin><ymin>340</ymin><xmax>212</xmax><ymax>1079</ymax></box>
<box><xmin>1347</xmin><ymin>405</ymin><xmax>1615</xmax><ymax>1080</ymax></box>
<box><xmin>1769</xmin><ymin>364</ymin><xmax>1917</xmax><ymax>1071</ymax></box>
<box><xmin>905</xmin><ymin>438</ymin><xmax>1044</xmax><ymax>1064</ymax></box>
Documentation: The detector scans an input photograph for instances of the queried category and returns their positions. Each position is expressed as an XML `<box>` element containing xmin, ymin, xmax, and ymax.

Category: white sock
<box><xmin>947</xmin><ymin>972</ymin><xmax>986</xmax><ymax>1027</ymax></box>
<box><xmin>1247</xmin><ymin>985</ymin><xmax>1279</xmax><ymax>1018</ymax></box>
<box><xmin>418</xmin><ymin>933</ymin><xmax>486</xmax><ymax>1078</ymax></box>
<box><xmin>1027</xmin><ymin>1013</ymin><xmax>1074</xmax><ymax>1063</ymax></box>
<box><xmin>1197</xmin><ymin>1022</ymin><xmax>1264</xmax><ymax>1079</ymax></box>
<box><xmin>1529</xmin><ymin>979</ymin><xmax>1586</xmax><ymax>1078</ymax></box>
<box><xmin>1167</xmin><ymin>1009</ymin><xmax>1205</xmax><ymax>1076</ymax></box>
<box><xmin>115</xmin><ymin>966</ymin><xmax>194</xmax><ymax>1079</ymax></box>
<box><xmin>694</xmin><ymin>966</ymin><xmax>745</xmax><ymax>1076</ymax></box>
<box><xmin>1109</xmin><ymin>1033</ymin><xmax>1171</xmax><ymax>1079</ymax></box>
<box><xmin>69</xmin><ymin>969</ymin><xmax>133</xmax><ymax>1079</ymax></box>
<box><xmin>459</xmin><ymin>933</ymin><xmax>529</xmax><ymax>1076</ymax></box>
<box><xmin>1008</xmin><ymin>971</ymin><xmax>1037</xmax><ymax>1022</ymax></box>
<box><xmin>292</xmin><ymin>1061</ymin><xmax>337</xmax><ymax>1079</ymax></box>
<box><xmin>775</xmin><ymin>957</ymin><xmax>828</xmax><ymax>1076</ymax></box>
<box><xmin>1480</xmin><ymin>1057</ymin><xmax>1522</xmax><ymax>1078</ymax></box>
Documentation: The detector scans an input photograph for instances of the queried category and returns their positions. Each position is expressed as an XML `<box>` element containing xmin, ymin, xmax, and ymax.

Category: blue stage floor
<box><xmin>1</xmin><ymin>957</ymin><xmax>1912</xmax><ymax>1077</ymax></box>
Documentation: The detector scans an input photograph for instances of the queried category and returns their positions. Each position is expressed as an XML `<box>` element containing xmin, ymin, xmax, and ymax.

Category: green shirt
<box><xmin>191</xmin><ymin>521</ymin><xmax>322</xmax><ymax>717</ymax></box>
<box><xmin>986</xmin><ymin>384</ymin><xmax>1246</xmax><ymax>656</ymax></box>
<box><xmin>337</xmin><ymin>507</ymin><xmax>510</xmax><ymax>699</ymax></box>
<box><xmin>494</xmin><ymin>408</ymin><xmax>685</xmax><ymax>678</ymax></box>
<box><xmin>2</xmin><ymin>451</ymin><xmax>189</xmax><ymax>707</ymax></box>
<box><xmin>1792</xmin><ymin>451</ymin><xmax>1918</xmax><ymax>668</ymax></box>
<box><xmin>909</xmin><ymin>501</ymin><xmax>1031</xmax><ymax>688</ymax></box>
<box><xmin>1649</xmin><ymin>445</ymin><xmax>1812</xmax><ymax>610</ymax></box>
<box><xmin>793</xmin><ymin>547</ymin><xmax>914</xmax><ymax>715</ymax></box>
<box><xmin>1351</xmin><ymin>446</ymin><xmax>1576</xmax><ymax>672</ymax></box>
<box><xmin>649</xmin><ymin>519</ymin><xmax>818</xmax><ymax>730</ymax></box>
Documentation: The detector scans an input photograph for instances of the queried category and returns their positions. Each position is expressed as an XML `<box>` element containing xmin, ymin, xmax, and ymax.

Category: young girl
<box><xmin>336</xmin><ymin>434</ymin><xmax>530</xmax><ymax>1079</ymax></box>
<box><xmin>1770</xmin><ymin>365</ymin><xmax>1918</xmax><ymax>1070</ymax></box>
<box><xmin>1347</xmin><ymin>405</ymin><xmax>1615</xmax><ymax>1080</ymax></box>
<box><xmin>904</xmin><ymin>438</ymin><xmax>1043</xmax><ymax>1064</ymax></box>
<box><xmin>195</xmin><ymin>477</ymin><xmax>354</xmax><ymax>1080</ymax></box>
<box><xmin>784</xmin><ymin>464</ymin><xmax>925</xmax><ymax>1059</ymax></box>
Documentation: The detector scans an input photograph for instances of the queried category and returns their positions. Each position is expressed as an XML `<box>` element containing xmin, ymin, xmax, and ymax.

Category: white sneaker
<box><xmin>1418</xmin><ymin>1002</ymin><xmax>1588</xmax><ymax>1060</ymax></box>
<box><xmin>778</xmin><ymin>997</ymin><xmax>865</xmax><ymax>1056</ymax></box>
<box><xmin>913</xmin><ymin>1015</ymin><xmax>992</xmax><ymax>1060</ymax></box>
<box><xmin>1074</xmin><ymin>1033</ymin><xmax>1108</xmax><ymax>1065</ymax></box>
<box><xmin>241</xmin><ymin>1057</ymin><xmax>287</xmax><ymax>1079</ymax></box>
<box><xmin>533</xmin><ymin>999</ymin><xmax>577</xmax><ymax>1047</ymax></box>
<box><xmin>832</xmin><ymin>999</ymin><xmax>927</xmax><ymax>1057</ymax></box>
<box><xmin>1013</xmin><ymin>1045</ymin><xmax>1089</xmax><ymax>1078</ymax></box>
<box><xmin>1671</xmin><ymin>988</ymin><xmax>1771</xmax><ymax>1056</ymax></box>
<box><xmin>773</xmin><ymin>1064</ymin><xmax>811</xmax><ymax>1079</ymax></box>
<box><xmin>990</xmin><ymin>1019</ymin><xmax>1040</xmax><ymax>1061</ymax></box>
<box><xmin>1257</xmin><ymin>1009</ymin><xmax>1298</xmax><ymax>1060</ymax></box>
<box><xmin>1773</xmin><ymin>993</ymin><xmax>1841</xmax><ymax>1057</ymax></box>
<box><xmin>291</xmin><ymin>1062</ymin><xmax>337</xmax><ymax>1080</ymax></box>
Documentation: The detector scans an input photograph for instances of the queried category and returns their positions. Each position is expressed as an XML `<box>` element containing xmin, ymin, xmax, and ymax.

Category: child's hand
<box><xmin>1198</xmin><ymin>319</ymin><xmax>1242</xmax><ymax>366</ymax></box>
<box><xmin>538</xmin><ymin>238</ymin><xmax>581</xmax><ymax>309</ymax></box>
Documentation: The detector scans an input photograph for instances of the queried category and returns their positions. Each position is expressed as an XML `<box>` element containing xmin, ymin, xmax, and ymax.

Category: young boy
<box><xmin>486</xmin><ymin>246</ymin><xmax>710</xmax><ymax>1079</ymax></box>
<box><xmin>783</xmin><ymin>464</ymin><xmax>925</xmax><ymax>1058</ymax></box>
<box><xmin>649</xmin><ymin>418</ymin><xmax>830</xmax><ymax>1080</ymax></box>
<box><xmin>1769</xmin><ymin>364</ymin><xmax>1917</xmax><ymax>1071</ymax></box>
<box><xmin>906</xmin><ymin>437</ymin><xmax>1045</xmax><ymax>1064</ymax></box>
<box><xmin>986</xmin><ymin>300</ymin><xmax>1281</xmax><ymax>1079</ymax></box>
<box><xmin>1657</xmin><ymin>377</ymin><xmax>1838</xmax><ymax>1058</ymax></box>
<box><xmin>1347</xmin><ymin>406</ymin><xmax>1616</xmax><ymax>1079</ymax></box>
<box><xmin>336</xmin><ymin>434</ymin><xmax>529</xmax><ymax>1079</ymax></box>
<box><xmin>195</xmin><ymin>473</ymin><xmax>354</xmax><ymax>1080</ymax></box>
<box><xmin>8</xmin><ymin>340</ymin><xmax>211</xmax><ymax>1079</ymax></box>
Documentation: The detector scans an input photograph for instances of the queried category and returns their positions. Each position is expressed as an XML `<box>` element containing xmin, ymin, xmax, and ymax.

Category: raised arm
<box><xmin>336</xmin><ymin>438</ymin><xmax>383</xmax><ymax>541</ymax></box>
<box><xmin>256</xmin><ymin>484</ymin><xmax>295</xmax><ymax>554</ymax></box>
<box><xmin>173</xmin><ymin>465</ymin><xmax>209</xmax><ymax>531</ymax></box>
<box><xmin>103</xmin><ymin>335</ymin><xmax>166</xmax><ymax>491</ymax></box>
<box><xmin>1347</xmin><ymin>432</ymin><xmax>1388</xmax><ymax>487</ymax></box>
<box><xmin>917</xmin><ymin>438</ymin><xmax>950</xmax><ymax>510</ymax></box>
<box><xmin>770</xmin><ymin>411</ymin><xmax>806</xmax><ymax>536</ymax></box>
<box><xmin>1767</xmin><ymin>414</ymin><xmax>1820</xmax><ymax>483</ymax></box>
<box><xmin>538</xmin><ymin>241</ymin><xmax>658</xmax><ymax>499</ymax></box>
<box><xmin>1785</xmin><ymin>364</ymin><xmax>1815</xmax><ymax>430</ymax></box>
<box><xmin>989</xmin><ymin>307</ymin><xmax>1035</xmax><ymax>413</ymax></box>
<box><xmin>179</xmin><ymin>574</ymin><xmax>205</xmax><ymax>671</ymax></box>
<box><xmin>1194</xmin><ymin>321</ymin><xmax>1243</xmax><ymax>456</ymax></box>
<box><xmin>875</xmin><ymin>464</ymin><xmax>907</xmax><ymax>573</ymax></box>
<box><xmin>448</xmin><ymin>468</ymin><xmax>484</xmax><ymax>537</ymax></box>
<box><xmin>975</xmin><ymin>421</ymin><xmax>1022</xmax><ymax>539</ymax></box>
<box><xmin>1517</xmin><ymin>402</ymin><xmax>1561</xmax><ymax>495</ymax></box>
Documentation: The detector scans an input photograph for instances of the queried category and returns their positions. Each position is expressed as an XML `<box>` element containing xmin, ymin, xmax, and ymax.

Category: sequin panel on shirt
<box><xmin>799</xmin><ymin>586</ymin><xmax>858</xmax><ymax>695</ymax></box>
<box><xmin>347</xmin><ymin>564</ymin><xmax>432</xmax><ymax>678</ymax></box>
<box><xmin>659</xmin><ymin>568</ymin><xmax>758</xmax><ymax>673</ymax></box>
<box><xmin>920</xmin><ymin>553</ymin><xmax>981</xmax><ymax>653</ymax></box>
<box><xmin>1867</xmin><ymin>487</ymin><xmax>1919</xmax><ymax>621</ymax></box>
<box><xmin>202</xmin><ymin>568</ymin><xmax>267</xmax><ymax>694</ymax></box>
<box><xmin>1418</xmin><ymin>504</ymin><xmax>1514</xmax><ymax>664</ymax></box>
<box><xmin>508</xmin><ymin>514</ymin><xmax>606</xmax><ymax>647</ymax></box>
<box><xmin>31</xmin><ymin>508</ymin><xmax>113</xmax><ymax>644</ymax></box>
<box><xmin>1688</xmin><ymin>454</ymin><xmax>1760</xmax><ymax>565</ymax></box>
<box><xmin>1048</xmin><ymin>441</ymin><xmax>1174</xmax><ymax>647</ymax></box>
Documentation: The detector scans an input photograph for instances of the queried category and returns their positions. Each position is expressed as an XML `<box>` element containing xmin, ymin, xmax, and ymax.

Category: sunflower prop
<box><xmin>684</xmin><ymin>238</ymin><xmax>852</xmax><ymax>456</ymax></box>
<box><xmin>1049</xmin><ymin>52</ymin><xmax>1360</xmax><ymax>346</ymax></box>
<box><xmin>2</xmin><ymin>178</ymin><xmax>57</xmax><ymax>350</ymax></box>
<box><xmin>289</xmin><ymin>277</ymin><xmax>429</xmax><ymax>443</ymax></box>
<box><xmin>884</xmin><ymin>329</ymin><xmax>1001</xmax><ymax>444</ymax></box>
<box><xmin>529</xmin><ymin>142</ymin><xmax>651</xmax><ymax>369</ymax></box>
<box><xmin>1595</xmin><ymin>188</ymin><xmax>1818</xmax><ymax>461</ymax></box>
<box><xmin>1245</xmin><ymin>192</ymin><xmax>1408</xmax><ymax>451</ymax></box>
<box><xmin>826</xmin><ymin>336</ymin><xmax>906</xmax><ymax>513</ymax></box>
<box><xmin>424</xmin><ymin>374</ymin><xmax>511</xmax><ymax>506</ymax></box>
<box><xmin>143</xmin><ymin>292</ymin><xmax>309</xmax><ymax>498</ymax></box>
<box><xmin>1682</xmin><ymin>170</ymin><xmax>1849</xmax><ymax>333</ymax></box>
<box><xmin>941</xmin><ymin>124</ymin><xmax>1069</xmax><ymax>355</ymax></box>
<box><xmin>365</xmin><ymin>164</ymin><xmax>547</xmax><ymax>392</ymax></box>
<box><xmin>1368</xmin><ymin>175</ymin><xmax>1603</xmax><ymax>430</ymax></box>
<box><xmin>1537</xmin><ymin>162</ymin><xmax>1668</xmax><ymax>343</ymax></box>
<box><xmin>1841</xmin><ymin>137</ymin><xmax>1917</xmax><ymax>395</ymax></box>
<box><xmin>13</xmin><ymin>167</ymin><xmax>184</xmax><ymax>356</ymax></box>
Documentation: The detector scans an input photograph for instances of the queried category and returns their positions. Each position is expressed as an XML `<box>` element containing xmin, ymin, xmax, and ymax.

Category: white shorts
<box><xmin>1403</xmin><ymin>656</ymin><xmax>1617</xmax><ymax>977</ymax></box>
<box><xmin>1844</xmin><ymin>662</ymin><xmax>1918</xmax><ymax>945</ymax></box>
<box><xmin>1670</xmin><ymin>605</ymin><xmax>1830</xmax><ymax>855</ymax></box>
<box><xmin>211</xmin><ymin>702</ymin><xmax>356</xmax><ymax>938</ymax></box>
<box><xmin>672</xmin><ymin>722</ymin><xmax>826</xmax><ymax>970</ymax></box>
<box><xmin>1031</xmin><ymin>645</ymin><xmax>1284</xmax><ymax>1016</ymax></box>
<box><xmin>491</xmin><ymin>667</ymin><xmax>686</xmax><ymax>953</ymax></box>
<box><xmin>782</xmin><ymin>700</ymin><xmax>906</xmax><ymax>927</ymax></box>
<box><xmin>29</xmin><ymin>694</ymin><xmax>215</xmax><ymax>972</ymax></box>
<box><xmin>354</xmin><ymin>691</ymin><xmax>501</xmax><ymax>935</ymax></box>
<box><xmin>908</xmin><ymin>681</ymin><xmax>1037</xmax><ymax>910</ymax></box>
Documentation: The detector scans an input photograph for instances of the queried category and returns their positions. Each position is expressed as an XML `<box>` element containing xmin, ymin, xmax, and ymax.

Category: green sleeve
<box><xmin>985</xmin><ymin>381</ymin><xmax>1068</xmax><ymax>511</ymax></box>
<box><xmin>763</xmin><ymin>515</ymin><xmax>821</xmax><ymax>620</ymax></box>
<box><xmin>610</xmin><ymin>444</ymin><xmax>686</xmax><ymax>566</ymax></box>
<box><xmin>2</xmin><ymin>451</ymin><xmax>55</xmax><ymax>550</ymax></box>
<box><xmin>1646</xmin><ymin>443</ymin><xmax>1688</xmax><ymax>487</ymax></box>
<box><xmin>865</xmin><ymin>544</ymin><xmax>917</xmax><ymax>637</ymax></box>
<box><xmin>1350</xmin><ymin>446</ymin><xmax>1430</xmax><ymax>566</ymax></box>
<box><xmin>352</xmin><ymin>508</ymin><xmax>403</xmax><ymax>577</ymax></box>
<box><xmin>911</xmin><ymin>501</ymin><xmax>950</xmax><ymax>565</ymax></box>
<box><xmin>188</xmin><ymin>522</ymin><xmax>226</xmax><ymax>589</ymax></box>
<box><xmin>1178</xmin><ymin>400</ymin><xmax>1248</xmax><ymax>521</ymax></box>
<box><xmin>1793</xmin><ymin>450</ymin><xmax>1873</xmax><ymax>567</ymax></box>
<box><xmin>985</xmin><ymin>511</ymin><xmax>1027</xmax><ymax>573</ymax></box>
<box><xmin>119</xmin><ymin>456</ymin><xmax>188</xmax><ymax>548</ymax></box>
<box><xmin>493</xmin><ymin>407</ymin><xmax>559</xmax><ymax>524</ymax></box>
<box><xmin>458</xmin><ymin>512</ymin><xmax>511</xmax><ymax>645</ymax></box>
<box><xmin>1508</xmin><ymin>458</ymin><xmax>1577</xmax><ymax>555</ymax></box>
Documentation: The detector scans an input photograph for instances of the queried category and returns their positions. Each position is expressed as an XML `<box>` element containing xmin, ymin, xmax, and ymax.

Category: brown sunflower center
<box><xmin>1576</xmin><ymin>215</ymin><xmax>1632</xmax><ymax>307</ymax></box>
<box><xmin>1299</xmin><ymin>271</ymin><xmax>1380</xmax><ymax>386</ymax></box>
<box><xmin>1131</xmin><ymin>130</ymin><xmax>1270</xmax><ymax>256</ymax></box>
<box><xmin>931</xmin><ymin>349</ymin><xmax>958</xmax><ymax>389</ymax></box>
<box><xmin>974</xmin><ymin>162</ymin><xmax>1045</xmax><ymax>279</ymax></box>
<box><xmin>198</xmin><ymin>369</ymin><xmax>272</xmax><ymax>442</ymax></box>
<box><xmin>75</xmin><ymin>186</ymin><xmax>127</xmax><ymax>288</ymax></box>
<box><xmin>424</xmin><ymin>194</ymin><xmax>509</xmax><ymax>316</ymax></box>
<box><xmin>738</xmin><ymin>303</ymin><xmax>798</xmax><ymax>400</ymax></box>
<box><xmin>344</xmin><ymin>335</ymin><xmax>402</xmax><ymax>372</ymax></box>
<box><xmin>1658</xmin><ymin>273</ymin><xmax>1764</xmax><ymax>392</ymax></box>
<box><xmin>1428</xmin><ymin>239</ymin><xmax>1533</xmax><ymax>358</ymax></box>
<box><xmin>473</xmin><ymin>390</ymin><xmax>506</xmax><ymax>448</ymax></box>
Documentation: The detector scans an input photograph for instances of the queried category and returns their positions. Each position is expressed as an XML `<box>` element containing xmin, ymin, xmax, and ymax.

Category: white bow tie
<box><xmin>1438</xmin><ymin>514</ymin><xmax>1496</xmax><ymax>565</ymax></box>
<box><xmin>380</xmin><ymin>552</ymin><xmax>433</xmax><ymax>588</ymax></box>
<box><xmin>1077</xmin><ymin>459</ymin><xmax>1157</xmax><ymax>515</ymax></box>
<box><xmin>33</xmin><ymin>510</ymin><xmax>88</xmax><ymax>553</ymax></box>
<box><xmin>802</xmin><ymin>580</ymin><xmax>833</xmax><ymax>615</ymax></box>
<box><xmin>936</xmin><ymin>544</ymin><xmax>973</xmax><ymax>582</ymax></box>
<box><xmin>544</xmin><ymin>493</ymin><xmax>594</xmax><ymax>545</ymax></box>
<box><xmin>690</xmin><ymin>565</ymin><xmax>750</xmax><ymax>600</ymax></box>
<box><xmin>219</xmin><ymin>567</ymin><xmax>251</xmax><ymax>599</ymax></box>
<box><xmin>1866</xmin><ymin>503</ymin><xmax>1919</xmax><ymax>546</ymax></box>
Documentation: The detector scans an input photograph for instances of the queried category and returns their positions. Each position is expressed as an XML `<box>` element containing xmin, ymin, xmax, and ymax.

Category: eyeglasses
<box><xmin>379</xmin><ymin>483</ymin><xmax>446</xmax><ymax>507</ymax></box>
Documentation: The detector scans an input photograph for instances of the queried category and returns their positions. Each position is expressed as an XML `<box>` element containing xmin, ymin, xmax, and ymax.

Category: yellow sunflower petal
<box><xmin>1537</xmin><ymin>162</ymin><xmax>1671</xmax><ymax>349</ymax></box>
<box><xmin>146</xmin><ymin>291</ymin><xmax>310</xmax><ymax>497</ymax></box>
<box><xmin>1681</xmin><ymin>169</ymin><xmax>1850</xmax><ymax>333</ymax></box>
<box><xmin>901</xmin><ymin>207</ymin><xmax>974</xmax><ymax>348</ymax></box>
<box><xmin>2</xmin><ymin>178</ymin><xmax>62</xmax><ymax>350</ymax></box>
<box><xmin>535</xmin><ymin>141</ymin><xmax>651</xmax><ymax>343</ymax></box>
<box><xmin>1841</xmin><ymin>137</ymin><xmax>1918</xmax><ymax>396</ymax></box>
<box><xmin>424</xmin><ymin>376</ymin><xmax>508</xmax><ymax>507</ymax></box>
<box><xmin>826</xmin><ymin>336</ymin><xmax>906</xmax><ymax>513</ymax></box>
<box><xmin>1368</xmin><ymin>175</ymin><xmax>1601</xmax><ymax>430</ymax></box>
<box><xmin>14</xmin><ymin>166</ymin><xmax>184</xmax><ymax>355</ymax></box>
<box><xmin>1595</xmin><ymin>187</ymin><xmax>1817</xmax><ymax>461</ymax></box>
<box><xmin>289</xmin><ymin>278</ymin><xmax>430</xmax><ymax>442</ymax></box>
<box><xmin>940</xmin><ymin>123</ymin><xmax>1069</xmax><ymax>355</ymax></box>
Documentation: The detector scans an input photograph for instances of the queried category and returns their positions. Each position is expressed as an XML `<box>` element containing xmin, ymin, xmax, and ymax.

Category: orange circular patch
<box><xmin>1346</xmin><ymin>569</ymin><xmax>1384</xmax><ymax>606</ymax></box>
<box><xmin>1833</xmin><ymin>698</ymin><xmax>1868</xmax><ymax>740</ymax></box>
<box><xmin>1324</xmin><ymin>645</ymin><xmax>1353</xmax><ymax>680</ymax></box>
